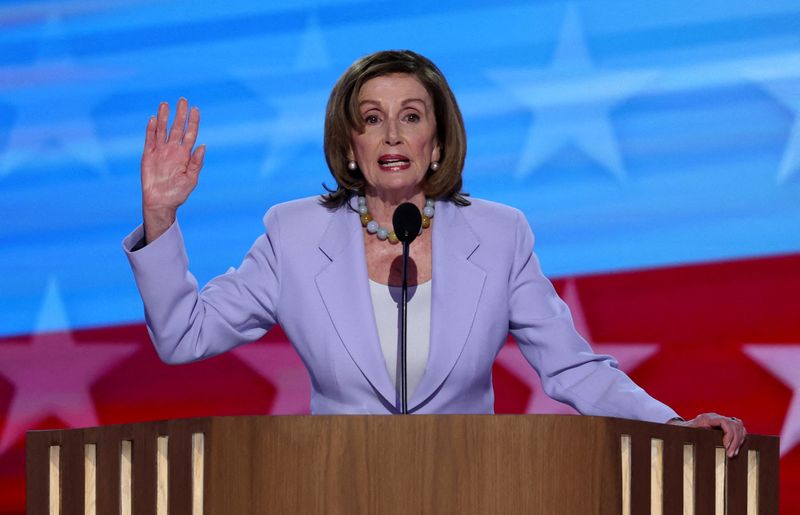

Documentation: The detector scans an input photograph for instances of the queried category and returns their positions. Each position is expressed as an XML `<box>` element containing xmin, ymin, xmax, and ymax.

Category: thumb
<box><xmin>188</xmin><ymin>144</ymin><xmax>206</xmax><ymax>177</ymax></box>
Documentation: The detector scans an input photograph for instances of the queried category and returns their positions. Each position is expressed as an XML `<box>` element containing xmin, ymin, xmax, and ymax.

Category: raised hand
<box><xmin>141</xmin><ymin>98</ymin><xmax>206</xmax><ymax>243</ymax></box>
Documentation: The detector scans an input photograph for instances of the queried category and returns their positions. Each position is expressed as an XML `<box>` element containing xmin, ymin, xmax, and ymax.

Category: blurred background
<box><xmin>1</xmin><ymin>0</ymin><xmax>799</xmax><ymax>512</ymax></box>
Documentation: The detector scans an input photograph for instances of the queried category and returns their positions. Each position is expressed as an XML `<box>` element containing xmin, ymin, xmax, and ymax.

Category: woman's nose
<box><xmin>384</xmin><ymin>119</ymin><xmax>401</xmax><ymax>145</ymax></box>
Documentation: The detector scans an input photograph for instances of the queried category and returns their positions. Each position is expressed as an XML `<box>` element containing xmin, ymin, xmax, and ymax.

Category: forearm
<box><xmin>123</xmin><ymin>221</ymin><xmax>273</xmax><ymax>363</ymax></box>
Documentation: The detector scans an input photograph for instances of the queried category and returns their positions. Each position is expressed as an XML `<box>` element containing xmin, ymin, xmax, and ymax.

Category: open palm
<box><xmin>140</xmin><ymin>98</ymin><xmax>205</xmax><ymax>243</ymax></box>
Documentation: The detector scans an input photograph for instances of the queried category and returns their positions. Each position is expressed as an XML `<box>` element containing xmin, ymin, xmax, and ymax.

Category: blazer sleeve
<box><xmin>121</xmin><ymin>208</ymin><xmax>282</xmax><ymax>364</ymax></box>
<box><xmin>507</xmin><ymin>209</ymin><xmax>679</xmax><ymax>423</ymax></box>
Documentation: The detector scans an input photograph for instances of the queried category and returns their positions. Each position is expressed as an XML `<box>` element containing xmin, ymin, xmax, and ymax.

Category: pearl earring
<box><xmin>430</xmin><ymin>161</ymin><xmax>440</xmax><ymax>172</ymax></box>
<box><xmin>347</xmin><ymin>160</ymin><xmax>358</xmax><ymax>171</ymax></box>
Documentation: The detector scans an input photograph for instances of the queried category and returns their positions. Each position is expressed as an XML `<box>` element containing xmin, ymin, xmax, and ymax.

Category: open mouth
<box><xmin>378</xmin><ymin>155</ymin><xmax>410</xmax><ymax>170</ymax></box>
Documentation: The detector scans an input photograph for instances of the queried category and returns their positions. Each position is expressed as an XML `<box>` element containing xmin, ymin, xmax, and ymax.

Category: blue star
<box><xmin>294</xmin><ymin>14</ymin><xmax>331</xmax><ymax>73</ymax></box>
<box><xmin>487</xmin><ymin>5</ymin><xmax>658</xmax><ymax>181</ymax></box>
<box><xmin>0</xmin><ymin>14</ymin><xmax>134</xmax><ymax>179</ymax></box>
<box><xmin>253</xmin><ymin>90</ymin><xmax>329</xmax><ymax>178</ymax></box>
<box><xmin>231</xmin><ymin>14</ymin><xmax>331</xmax><ymax>177</ymax></box>
<box><xmin>744</xmin><ymin>53</ymin><xmax>800</xmax><ymax>183</ymax></box>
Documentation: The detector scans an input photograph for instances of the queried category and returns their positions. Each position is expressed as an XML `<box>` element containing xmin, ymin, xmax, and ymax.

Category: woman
<box><xmin>124</xmin><ymin>50</ymin><xmax>746</xmax><ymax>457</ymax></box>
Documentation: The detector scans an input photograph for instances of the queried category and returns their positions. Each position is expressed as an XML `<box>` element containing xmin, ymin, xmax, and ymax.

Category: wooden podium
<box><xmin>27</xmin><ymin>415</ymin><xmax>778</xmax><ymax>514</ymax></box>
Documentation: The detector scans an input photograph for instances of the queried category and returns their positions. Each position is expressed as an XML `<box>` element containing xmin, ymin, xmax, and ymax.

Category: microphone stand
<box><xmin>392</xmin><ymin>201</ymin><xmax>421</xmax><ymax>415</ymax></box>
<box><xmin>400</xmin><ymin>240</ymin><xmax>410</xmax><ymax>415</ymax></box>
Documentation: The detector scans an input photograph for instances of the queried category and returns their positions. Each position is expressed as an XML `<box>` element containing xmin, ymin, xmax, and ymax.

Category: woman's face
<box><xmin>350</xmin><ymin>73</ymin><xmax>440</xmax><ymax>200</ymax></box>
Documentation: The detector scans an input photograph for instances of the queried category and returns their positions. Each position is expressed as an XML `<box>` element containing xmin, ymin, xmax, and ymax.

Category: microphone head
<box><xmin>392</xmin><ymin>203</ymin><xmax>423</xmax><ymax>244</ymax></box>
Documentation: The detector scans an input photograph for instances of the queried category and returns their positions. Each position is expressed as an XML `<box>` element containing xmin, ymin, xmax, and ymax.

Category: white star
<box><xmin>294</xmin><ymin>14</ymin><xmax>331</xmax><ymax>72</ymax></box>
<box><xmin>231</xmin><ymin>15</ymin><xmax>330</xmax><ymax>177</ymax></box>
<box><xmin>0</xmin><ymin>278</ymin><xmax>138</xmax><ymax>453</ymax></box>
<box><xmin>742</xmin><ymin>53</ymin><xmax>800</xmax><ymax>183</ymax></box>
<box><xmin>742</xmin><ymin>344</ymin><xmax>800</xmax><ymax>456</ymax></box>
<box><xmin>486</xmin><ymin>4</ymin><xmax>658</xmax><ymax>181</ymax></box>
<box><xmin>253</xmin><ymin>90</ymin><xmax>329</xmax><ymax>177</ymax></box>
<box><xmin>232</xmin><ymin>340</ymin><xmax>310</xmax><ymax>414</ymax></box>
<box><xmin>0</xmin><ymin>15</ymin><xmax>133</xmax><ymax>179</ymax></box>
<box><xmin>496</xmin><ymin>279</ymin><xmax>659</xmax><ymax>414</ymax></box>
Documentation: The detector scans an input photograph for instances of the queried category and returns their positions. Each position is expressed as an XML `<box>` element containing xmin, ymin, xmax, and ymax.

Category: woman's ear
<box><xmin>431</xmin><ymin>143</ymin><xmax>441</xmax><ymax>164</ymax></box>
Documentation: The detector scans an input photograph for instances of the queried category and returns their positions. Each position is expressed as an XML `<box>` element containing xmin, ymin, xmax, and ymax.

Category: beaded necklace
<box><xmin>358</xmin><ymin>196</ymin><xmax>435</xmax><ymax>244</ymax></box>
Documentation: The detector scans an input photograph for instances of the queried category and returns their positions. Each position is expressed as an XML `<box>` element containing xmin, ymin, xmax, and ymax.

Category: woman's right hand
<box><xmin>141</xmin><ymin>98</ymin><xmax>205</xmax><ymax>243</ymax></box>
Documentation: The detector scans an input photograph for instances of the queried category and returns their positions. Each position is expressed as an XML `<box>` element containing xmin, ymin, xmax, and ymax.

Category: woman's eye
<box><xmin>364</xmin><ymin>115</ymin><xmax>380</xmax><ymax>124</ymax></box>
<box><xmin>405</xmin><ymin>113</ymin><xmax>420</xmax><ymax>122</ymax></box>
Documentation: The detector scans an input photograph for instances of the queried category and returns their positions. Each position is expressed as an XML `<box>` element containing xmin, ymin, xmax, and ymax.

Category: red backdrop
<box><xmin>1</xmin><ymin>252</ymin><xmax>797</xmax><ymax>513</ymax></box>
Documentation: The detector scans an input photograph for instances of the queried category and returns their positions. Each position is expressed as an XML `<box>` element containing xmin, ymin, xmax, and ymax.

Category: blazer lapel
<box><xmin>410</xmin><ymin>200</ymin><xmax>486</xmax><ymax>411</ymax></box>
<box><xmin>314</xmin><ymin>201</ymin><xmax>397</xmax><ymax>406</ymax></box>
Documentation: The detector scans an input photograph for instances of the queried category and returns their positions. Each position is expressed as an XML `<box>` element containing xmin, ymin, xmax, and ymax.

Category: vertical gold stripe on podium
<box><xmin>156</xmin><ymin>436</ymin><xmax>169</xmax><ymax>515</ymax></box>
<box><xmin>49</xmin><ymin>445</ymin><xmax>60</xmax><ymax>515</ymax></box>
<box><xmin>620</xmin><ymin>435</ymin><xmax>631</xmax><ymax>515</ymax></box>
<box><xmin>192</xmin><ymin>433</ymin><xmax>205</xmax><ymax>515</ymax></box>
<box><xmin>746</xmin><ymin>450</ymin><xmax>759</xmax><ymax>515</ymax></box>
<box><xmin>683</xmin><ymin>444</ymin><xmax>695</xmax><ymax>515</ymax></box>
<box><xmin>650</xmin><ymin>438</ymin><xmax>664</xmax><ymax>515</ymax></box>
<box><xmin>120</xmin><ymin>440</ymin><xmax>132</xmax><ymax>515</ymax></box>
<box><xmin>84</xmin><ymin>444</ymin><xmax>96</xmax><ymax>515</ymax></box>
<box><xmin>715</xmin><ymin>447</ymin><xmax>726</xmax><ymax>515</ymax></box>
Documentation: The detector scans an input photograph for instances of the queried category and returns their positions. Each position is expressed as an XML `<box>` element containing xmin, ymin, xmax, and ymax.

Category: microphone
<box><xmin>392</xmin><ymin>202</ymin><xmax>422</xmax><ymax>244</ymax></box>
<box><xmin>392</xmin><ymin>202</ymin><xmax>423</xmax><ymax>415</ymax></box>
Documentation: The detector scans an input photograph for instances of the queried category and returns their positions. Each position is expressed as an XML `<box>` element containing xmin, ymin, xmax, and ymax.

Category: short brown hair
<box><xmin>321</xmin><ymin>50</ymin><xmax>469</xmax><ymax>208</ymax></box>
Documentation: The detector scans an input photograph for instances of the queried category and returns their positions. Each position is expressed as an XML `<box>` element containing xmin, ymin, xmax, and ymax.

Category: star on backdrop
<box><xmin>253</xmin><ymin>90</ymin><xmax>329</xmax><ymax>177</ymax></box>
<box><xmin>742</xmin><ymin>344</ymin><xmax>800</xmax><ymax>456</ymax></box>
<box><xmin>294</xmin><ymin>14</ymin><xmax>331</xmax><ymax>72</ymax></box>
<box><xmin>0</xmin><ymin>15</ymin><xmax>134</xmax><ymax>179</ymax></box>
<box><xmin>231</xmin><ymin>14</ymin><xmax>331</xmax><ymax>177</ymax></box>
<box><xmin>485</xmin><ymin>5</ymin><xmax>658</xmax><ymax>181</ymax></box>
<box><xmin>495</xmin><ymin>279</ymin><xmax>660</xmax><ymax>413</ymax></box>
<box><xmin>743</xmin><ymin>53</ymin><xmax>800</xmax><ymax>183</ymax></box>
<box><xmin>232</xmin><ymin>342</ymin><xmax>310</xmax><ymax>414</ymax></box>
<box><xmin>0</xmin><ymin>278</ymin><xmax>138</xmax><ymax>453</ymax></box>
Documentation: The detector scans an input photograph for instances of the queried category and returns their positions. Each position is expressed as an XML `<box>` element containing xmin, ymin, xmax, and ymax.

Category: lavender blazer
<box><xmin>123</xmin><ymin>196</ymin><xmax>677</xmax><ymax>421</ymax></box>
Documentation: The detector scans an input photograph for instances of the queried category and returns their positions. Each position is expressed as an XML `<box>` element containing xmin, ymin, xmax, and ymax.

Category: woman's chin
<box><xmin>369</xmin><ymin>184</ymin><xmax>423</xmax><ymax>199</ymax></box>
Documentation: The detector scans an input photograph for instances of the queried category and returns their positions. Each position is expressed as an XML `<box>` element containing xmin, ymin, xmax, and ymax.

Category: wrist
<box><xmin>143</xmin><ymin>208</ymin><xmax>176</xmax><ymax>244</ymax></box>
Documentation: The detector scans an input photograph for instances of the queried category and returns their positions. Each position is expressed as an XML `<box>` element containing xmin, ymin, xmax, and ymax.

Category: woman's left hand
<box><xmin>668</xmin><ymin>413</ymin><xmax>747</xmax><ymax>458</ymax></box>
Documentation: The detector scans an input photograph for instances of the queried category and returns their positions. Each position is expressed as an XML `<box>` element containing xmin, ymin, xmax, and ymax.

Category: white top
<box><xmin>368</xmin><ymin>279</ymin><xmax>431</xmax><ymax>399</ymax></box>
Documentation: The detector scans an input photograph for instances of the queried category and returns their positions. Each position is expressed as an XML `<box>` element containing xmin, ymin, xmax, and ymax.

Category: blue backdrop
<box><xmin>1</xmin><ymin>0</ymin><xmax>799</xmax><ymax>336</ymax></box>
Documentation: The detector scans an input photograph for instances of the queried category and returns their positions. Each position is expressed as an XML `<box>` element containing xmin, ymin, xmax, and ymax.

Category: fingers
<box><xmin>149</xmin><ymin>99</ymin><xmax>201</xmax><ymax>149</ymax></box>
<box><xmin>721</xmin><ymin>418</ymin><xmax>734</xmax><ymax>453</ymax></box>
<box><xmin>710</xmin><ymin>416</ymin><xmax>746</xmax><ymax>458</ymax></box>
<box><xmin>188</xmin><ymin>144</ymin><xmax>206</xmax><ymax>178</ymax></box>
<box><xmin>143</xmin><ymin>116</ymin><xmax>157</xmax><ymax>153</ymax></box>
<box><xmin>168</xmin><ymin>97</ymin><xmax>189</xmax><ymax>144</ymax></box>
<box><xmin>725</xmin><ymin>417</ymin><xmax>747</xmax><ymax>458</ymax></box>
<box><xmin>156</xmin><ymin>102</ymin><xmax>169</xmax><ymax>144</ymax></box>
<box><xmin>686</xmin><ymin>413</ymin><xmax>747</xmax><ymax>458</ymax></box>
<box><xmin>183</xmin><ymin>106</ymin><xmax>200</xmax><ymax>148</ymax></box>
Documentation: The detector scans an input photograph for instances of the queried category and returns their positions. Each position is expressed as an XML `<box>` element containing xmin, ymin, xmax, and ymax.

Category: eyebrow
<box><xmin>358</xmin><ymin>98</ymin><xmax>428</xmax><ymax>109</ymax></box>
<box><xmin>402</xmin><ymin>98</ymin><xmax>427</xmax><ymax>107</ymax></box>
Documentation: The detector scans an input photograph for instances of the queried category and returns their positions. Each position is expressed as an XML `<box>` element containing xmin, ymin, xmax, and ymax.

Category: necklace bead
<box><xmin>358</xmin><ymin>196</ymin><xmax>434</xmax><ymax>244</ymax></box>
